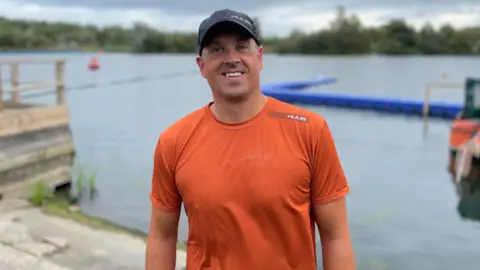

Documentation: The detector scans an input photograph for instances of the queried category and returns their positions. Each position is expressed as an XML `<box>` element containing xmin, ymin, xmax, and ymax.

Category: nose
<box><xmin>223</xmin><ymin>48</ymin><xmax>241</xmax><ymax>65</ymax></box>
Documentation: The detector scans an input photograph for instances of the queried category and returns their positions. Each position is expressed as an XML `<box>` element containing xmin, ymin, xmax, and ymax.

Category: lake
<box><xmin>17</xmin><ymin>53</ymin><xmax>480</xmax><ymax>269</ymax></box>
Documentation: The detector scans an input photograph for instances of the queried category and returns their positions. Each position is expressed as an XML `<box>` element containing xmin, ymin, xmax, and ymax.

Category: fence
<box><xmin>0</xmin><ymin>59</ymin><xmax>65</xmax><ymax>112</ymax></box>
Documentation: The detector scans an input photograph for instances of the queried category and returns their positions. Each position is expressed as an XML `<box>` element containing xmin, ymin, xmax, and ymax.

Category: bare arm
<box><xmin>145</xmin><ymin>207</ymin><xmax>180</xmax><ymax>270</ymax></box>
<box><xmin>314</xmin><ymin>197</ymin><xmax>355</xmax><ymax>270</ymax></box>
<box><xmin>309</xmin><ymin>118</ymin><xmax>355</xmax><ymax>269</ymax></box>
<box><xmin>146</xmin><ymin>135</ymin><xmax>182</xmax><ymax>270</ymax></box>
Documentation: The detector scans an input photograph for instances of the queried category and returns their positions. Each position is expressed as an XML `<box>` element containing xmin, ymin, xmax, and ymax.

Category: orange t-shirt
<box><xmin>150</xmin><ymin>97</ymin><xmax>350</xmax><ymax>270</ymax></box>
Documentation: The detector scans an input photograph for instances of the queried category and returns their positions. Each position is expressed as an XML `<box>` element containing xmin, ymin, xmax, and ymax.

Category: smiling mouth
<box><xmin>222</xmin><ymin>72</ymin><xmax>245</xmax><ymax>78</ymax></box>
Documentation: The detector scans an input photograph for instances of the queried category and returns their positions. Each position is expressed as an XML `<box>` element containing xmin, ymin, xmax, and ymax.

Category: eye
<box><xmin>237</xmin><ymin>43</ymin><xmax>249</xmax><ymax>51</ymax></box>
<box><xmin>211</xmin><ymin>46</ymin><xmax>224</xmax><ymax>54</ymax></box>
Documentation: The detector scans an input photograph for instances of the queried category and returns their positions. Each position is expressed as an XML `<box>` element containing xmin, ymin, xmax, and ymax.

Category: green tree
<box><xmin>417</xmin><ymin>23</ymin><xmax>443</xmax><ymax>54</ymax></box>
<box><xmin>0</xmin><ymin>8</ymin><xmax>479</xmax><ymax>56</ymax></box>
<box><xmin>377</xmin><ymin>19</ymin><xmax>418</xmax><ymax>54</ymax></box>
<box><xmin>323</xmin><ymin>5</ymin><xmax>371</xmax><ymax>54</ymax></box>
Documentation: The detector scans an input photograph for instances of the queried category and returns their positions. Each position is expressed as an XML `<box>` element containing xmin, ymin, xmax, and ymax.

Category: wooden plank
<box><xmin>0</xmin><ymin>104</ymin><xmax>70</xmax><ymax>137</ymax></box>
<box><xmin>0</xmin><ymin>141</ymin><xmax>74</xmax><ymax>172</ymax></box>
<box><xmin>0</xmin><ymin>166</ymin><xmax>72</xmax><ymax>200</ymax></box>
<box><xmin>17</xmin><ymin>81</ymin><xmax>60</xmax><ymax>92</ymax></box>
<box><xmin>0</xmin><ymin>152</ymin><xmax>74</xmax><ymax>190</ymax></box>
<box><xmin>0</xmin><ymin>58</ymin><xmax>66</xmax><ymax>65</ymax></box>
<box><xmin>0</xmin><ymin>124</ymin><xmax>71</xmax><ymax>153</ymax></box>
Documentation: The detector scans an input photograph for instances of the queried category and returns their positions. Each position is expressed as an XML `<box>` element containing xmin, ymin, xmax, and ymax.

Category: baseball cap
<box><xmin>197</xmin><ymin>9</ymin><xmax>261</xmax><ymax>55</ymax></box>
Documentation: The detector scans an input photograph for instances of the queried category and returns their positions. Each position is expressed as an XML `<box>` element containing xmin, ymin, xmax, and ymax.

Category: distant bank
<box><xmin>0</xmin><ymin>50</ymin><xmax>87</xmax><ymax>54</ymax></box>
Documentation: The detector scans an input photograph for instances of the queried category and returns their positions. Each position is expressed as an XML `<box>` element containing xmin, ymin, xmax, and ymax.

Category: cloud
<box><xmin>1</xmin><ymin>0</ymin><xmax>479</xmax><ymax>37</ymax></box>
<box><xmin>12</xmin><ymin>0</ymin><xmax>313</xmax><ymax>15</ymax></box>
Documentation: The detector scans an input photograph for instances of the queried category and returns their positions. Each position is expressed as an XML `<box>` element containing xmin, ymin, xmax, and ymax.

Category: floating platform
<box><xmin>260</xmin><ymin>77</ymin><xmax>463</xmax><ymax>119</ymax></box>
<box><xmin>261</xmin><ymin>88</ymin><xmax>462</xmax><ymax>119</ymax></box>
<box><xmin>261</xmin><ymin>76</ymin><xmax>337</xmax><ymax>91</ymax></box>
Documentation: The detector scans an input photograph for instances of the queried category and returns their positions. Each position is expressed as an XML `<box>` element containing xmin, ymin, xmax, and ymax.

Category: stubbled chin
<box><xmin>220</xmin><ymin>87</ymin><xmax>250</xmax><ymax>98</ymax></box>
<box><xmin>224</xmin><ymin>80</ymin><xmax>245</xmax><ymax>88</ymax></box>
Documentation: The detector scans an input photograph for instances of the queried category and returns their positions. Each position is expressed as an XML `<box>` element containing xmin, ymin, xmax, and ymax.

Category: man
<box><xmin>146</xmin><ymin>9</ymin><xmax>355</xmax><ymax>270</ymax></box>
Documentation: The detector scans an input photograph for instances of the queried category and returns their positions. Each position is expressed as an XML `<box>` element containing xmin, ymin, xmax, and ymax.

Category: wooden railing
<box><xmin>0</xmin><ymin>59</ymin><xmax>66</xmax><ymax>112</ymax></box>
<box><xmin>422</xmin><ymin>82</ymin><xmax>463</xmax><ymax>138</ymax></box>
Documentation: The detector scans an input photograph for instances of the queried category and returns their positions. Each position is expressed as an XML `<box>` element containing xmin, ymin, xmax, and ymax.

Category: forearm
<box><xmin>145</xmin><ymin>235</ymin><xmax>178</xmax><ymax>270</ymax></box>
<box><xmin>321</xmin><ymin>237</ymin><xmax>355</xmax><ymax>270</ymax></box>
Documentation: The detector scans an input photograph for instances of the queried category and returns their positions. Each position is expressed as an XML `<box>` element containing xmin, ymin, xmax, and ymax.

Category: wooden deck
<box><xmin>0</xmin><ymin>59</ymin><xmax>74</xmax><ymax>199</ymax></box>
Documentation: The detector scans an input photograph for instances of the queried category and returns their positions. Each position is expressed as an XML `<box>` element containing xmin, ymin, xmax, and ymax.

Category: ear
<box><xmin>196</xmin><ymin>56</ymin><xmax>207</xmax><ymax>78</ymax></box>
<box><xmin>257</xmin><ymin>46</ymin><xmax>264</xmax><ymax>70</ymax></box>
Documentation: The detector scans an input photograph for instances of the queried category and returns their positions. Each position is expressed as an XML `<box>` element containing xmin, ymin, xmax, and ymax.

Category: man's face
<box><xmin>196</xmin><ymin>30</ymin><xmax>263</xmax><ymax>101</ymax></box>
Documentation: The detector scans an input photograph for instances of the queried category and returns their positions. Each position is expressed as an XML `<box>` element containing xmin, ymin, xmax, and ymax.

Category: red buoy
<box><xmin>88</xmin><ymin>57</ymin><xmax>100</xmax><ymax>71</ymax></box>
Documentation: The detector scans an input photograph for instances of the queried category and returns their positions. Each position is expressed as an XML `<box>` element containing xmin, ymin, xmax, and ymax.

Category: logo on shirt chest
<box><xmin>268</xmin><ymin>111</ymin><xmax>309</xmax><ymax>122</ymax></box>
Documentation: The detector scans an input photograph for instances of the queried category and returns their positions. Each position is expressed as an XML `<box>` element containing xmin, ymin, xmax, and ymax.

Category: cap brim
<box><xmin>199</xmin><ymin>20</ymin><xmax>258</xmax><ymax>50</ymax></box>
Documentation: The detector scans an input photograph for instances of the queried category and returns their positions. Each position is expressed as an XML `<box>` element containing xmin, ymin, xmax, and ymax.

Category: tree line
<box><xmin>0</xmin><ymin>6</ymin><xmax>479</xmax><ymax>55</ymax></box>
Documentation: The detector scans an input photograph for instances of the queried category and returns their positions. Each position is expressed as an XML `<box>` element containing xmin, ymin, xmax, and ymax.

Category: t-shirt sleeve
<box><xmin>310</xmin><ymin>119</ymin><xmax>350</xmax><ymax>205</ymax></box>
<box><xmin>149</xmin><ymin>135</ymin><xmax>182</xmax><ymax>212</ymax></box>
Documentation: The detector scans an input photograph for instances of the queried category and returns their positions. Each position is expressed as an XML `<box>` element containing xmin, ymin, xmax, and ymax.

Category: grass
<box><xmin>28</xmin><ymin>179</ymin><xmax>54</xmax><ymax>207</ymax></box>
<box><xmin>70</xmin><ymin>161</ymin><xmax>98</xmax><ymax>199</ymax></box>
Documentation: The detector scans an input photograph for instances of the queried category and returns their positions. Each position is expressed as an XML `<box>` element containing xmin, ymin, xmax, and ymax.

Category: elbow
<box><xmin>148</xmin><ymin>227</ymin><xmax>178</xmax><ymax>242</ymax></box>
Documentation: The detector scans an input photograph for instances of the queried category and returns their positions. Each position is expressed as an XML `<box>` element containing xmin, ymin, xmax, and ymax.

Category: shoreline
<box><xmin>41</xmin><ymin>197</ymin><xmax>187</xmax><ymax>250</ymax></box>
<box><xmin>1</xmin><ymin>49</ymin><xmax>479</xmax><ymax>57</ymax></box>
<box><xmin>0</xmin><ymin>197</ymin><xmax>187</xmax><ymax>269</ymax></box>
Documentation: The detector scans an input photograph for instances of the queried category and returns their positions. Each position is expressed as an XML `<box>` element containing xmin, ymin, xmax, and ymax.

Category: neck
<box><xmin>210</xmin><ymin>91</ymin><xmax>267</xmax><ymax>124</ymax></box>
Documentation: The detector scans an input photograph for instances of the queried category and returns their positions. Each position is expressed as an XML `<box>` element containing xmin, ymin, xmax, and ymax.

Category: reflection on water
<box><xmin>457</xmin><ymin>180</ymin><xmax>480</xmax><ymax>221</ymax></box>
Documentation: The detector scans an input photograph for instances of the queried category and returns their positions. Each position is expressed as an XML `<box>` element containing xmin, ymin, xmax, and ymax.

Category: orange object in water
<box><xmin>449</xmin><ymin>119</ymin><xmax>480</xmax><ymax>180</ymax></box>
<box><xmin>449</xmin><ymin>119</ymin><xmax>480</xmax><ymax>149</ymax></box>
<box><xmin>88</xmin><ymin>57</ymin><xmax>100</xmax><ymax>71</ymax></box>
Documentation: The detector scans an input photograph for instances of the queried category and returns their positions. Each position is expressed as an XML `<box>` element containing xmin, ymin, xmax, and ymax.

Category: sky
<box><xmin>0</xmin><ymin>0</ymin><xmax>479</xmax><ymax>37</ymax></box>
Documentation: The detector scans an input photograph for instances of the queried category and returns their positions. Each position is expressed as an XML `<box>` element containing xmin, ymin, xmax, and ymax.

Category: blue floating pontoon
<box><xmin>261</xmin><ymin>76</ymin><xmax>337</xmax><ymax>91</ymax></box>
<box><xmin>260</xmin><ymin>77</ymin><xmax>463</xmax><ymax>119</ymax></box>
<box><xmin>261</xmin><ymin>88</ymin><xmax>462</xmax><ymax>119</ymax></box>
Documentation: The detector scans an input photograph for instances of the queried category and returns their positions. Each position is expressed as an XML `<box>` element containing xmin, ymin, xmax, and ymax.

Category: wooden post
<box><xmin>422</xmin><ymin>84</ymin><xmax>431</xmax><ymax>139</ymax></box>
<box><xmin>55</xmin><ymin>60</ymin><xmax>65</xmax><ymax>105</ymax></box>
<box><xmin>0</xmin><ymin>67</ymin><xmax>3</xmax><ymax>113</ymax></box>
<box><xmin>10</xmin><ymin>62</ymin><xmax>19</xmax><ymax>104</ymax></box>
<box><xmin>422</xmin><ymin>82</ymin><xmax>463</xmax><ymax>138</ymax></box>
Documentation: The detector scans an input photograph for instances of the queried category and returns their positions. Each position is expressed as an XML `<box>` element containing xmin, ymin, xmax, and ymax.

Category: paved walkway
<box><xmin>0</xmin><ymin>199</ymin><xmax>186</xmax><ymax>270</ymax></box>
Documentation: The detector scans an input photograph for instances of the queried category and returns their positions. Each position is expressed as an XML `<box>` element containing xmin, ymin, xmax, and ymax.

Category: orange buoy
<box><xmin>88</xmin><ymin>57</ymin><xmax>100</xmax><ymax>71</ymax></box>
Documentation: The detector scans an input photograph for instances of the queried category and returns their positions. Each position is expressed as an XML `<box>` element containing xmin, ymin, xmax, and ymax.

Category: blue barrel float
<box><xmin>260</xmin><ymin>76</ymin><xmax>463</xmax><ymax>119</ymax></box>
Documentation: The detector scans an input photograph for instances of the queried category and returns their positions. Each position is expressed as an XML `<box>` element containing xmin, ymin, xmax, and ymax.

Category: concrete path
<box><xmin>0</xmin><ymin>199</ymin><xmax>186</xmax><ymax>270</ymax></box>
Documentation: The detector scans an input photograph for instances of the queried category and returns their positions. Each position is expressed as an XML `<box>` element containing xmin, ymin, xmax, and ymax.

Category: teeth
<box><xmin>226</xmin><ymin>72</ymin><xmax>242</xmax><ymax>77</ymax></box>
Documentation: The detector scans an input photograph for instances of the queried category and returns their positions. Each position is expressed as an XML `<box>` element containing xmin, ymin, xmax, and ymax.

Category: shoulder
<box><xmin>267</xmin><ymin>97</ymin><xmax>327</xmax><ymax>131</ymax></box>
<box><xmin>267</xmin><ymin>98</ymin><xmax>335</xmax><ymax>152</ymax></box>
<box><xmin>155</xmin><ymin>105</ymin><xmax>209</xmax><ymax>157</ymax></box>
